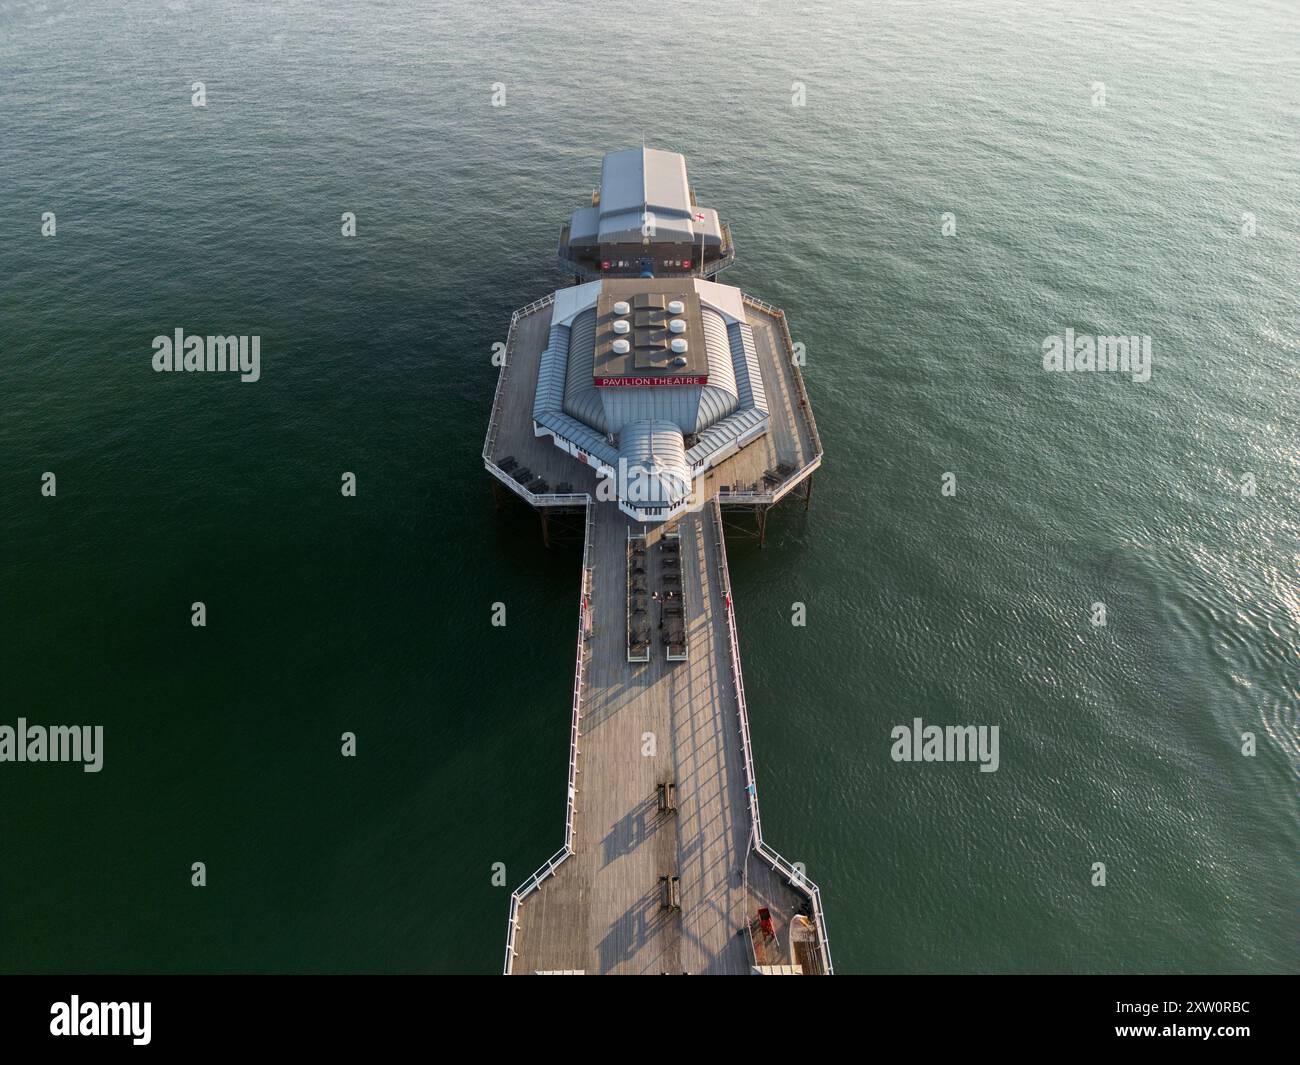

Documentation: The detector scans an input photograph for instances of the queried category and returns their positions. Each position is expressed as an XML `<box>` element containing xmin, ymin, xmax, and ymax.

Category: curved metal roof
<box><xmin>562</xmin><ymin>308</ymin><xmax>606</xmax><ymax>431</ymax></box>
<box><xmin>617</xmin><ymin>420</ymin><xmax>692</xmax><ymax>508</ymax></box>
<box><xmin>533</xmin><ymin>323</ymin><xmax>570</xmax><ymax>422</ymax></box>
<box><xmin>695</xmin><ymin>308</ymin><xmax>739</xmax><ymax>431</ymax></box>
<box><xmin>728</xmin><ymin>320</ymin><xmax>768</xmax><ymax>414</ymax></box>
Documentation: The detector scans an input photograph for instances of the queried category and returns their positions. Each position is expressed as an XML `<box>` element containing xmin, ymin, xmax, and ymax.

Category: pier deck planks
<box><xmin>510</xmin><ymin>502</ymin><xmax>805</xmax><ymax>974</ymax></box>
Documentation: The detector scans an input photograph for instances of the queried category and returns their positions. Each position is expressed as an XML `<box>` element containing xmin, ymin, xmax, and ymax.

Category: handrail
<box><xmin>716</xmin><ymin>453</ymin><xmax>823</xmax><ymax>507</ymax></box>
<box><xmin>556</xmin><ymin>253</ymin><xmax>739</xmax><ymax>283</ymax></box>
<box><xmin>709</xmin><ymin>498</ymin><xmax>834</xmax><ymax>974</ymax></box>
<box><xmin>488</xmin><ymin>294</ymin><xmax>593</xmax><ymax>975</ymax></box>
<box><xmin>484</xmin><ymin>460</ymin><xmax>589</xmax><ymax>509</ymax></box>
<box><xmin>502</xmin><ymin>499</ymin><xmax>595</xmax><ymax>975</ymax></box>
<box><xmin>483</xmin><ymin>294</ymin><xmax>556</xmax><ymax>466</ymax></box>
<box><xmin>741</xmin><ymin>293</ymin><xmax>823</xmax><ymax>459</ymax></box>
<box><xmin>484</xmin><ymin>295</ymin><xmax>590</xmax><ymax>509</ymax></box>
<box><xmin>557</xmin><ymin>225</ymin><xmax>737</xmax><ymax>282</ymax></box>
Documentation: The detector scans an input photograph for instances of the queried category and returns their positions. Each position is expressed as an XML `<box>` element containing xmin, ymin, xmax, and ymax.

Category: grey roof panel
<box><xmin>533</xmin><ymin>323</ymin><xmax>570</xmax><ymax>420</ymax></box>
<box><xmin>568</xmin><ymin>206</ymin><xmax>599</xmax><ymax>244</ymax></box>
<box><xmin>562</xmin><ymin>309</ymin><xmax>606</xmax><ymax>431</ymax></box>
<box><xmin>596</xmin><ymin>148</ymin><xmax>719</xmax><ymax>245</ymax></box>
<box><xmin>536</xmin><ymin>410</ymin><xmax>619</xmax><ymax>468</ymax></box>
<box><xmin>642</xmin><ymin>150</ymin><xmax>691</xmax><ymax>215</ymax></box>
<box><xmin>686</xmin><ymin>406</ymin><xmax>769</xmax><ymax>467</ymax></box>
<box><xmin>695</xmin><ymin>308</ymin><xmax>740</xmax><ymax>431</ymax></box>
<box><xmin>728</xmin><ymin>321</ymin><xmax>768</xmax><ymax>415</ymax></box>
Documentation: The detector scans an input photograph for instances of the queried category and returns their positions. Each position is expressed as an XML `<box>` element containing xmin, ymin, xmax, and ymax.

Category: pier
<box><xmin>484</xmin><ymin>149</ymin><xmax>831</xmax><ymax>974</ymax></box>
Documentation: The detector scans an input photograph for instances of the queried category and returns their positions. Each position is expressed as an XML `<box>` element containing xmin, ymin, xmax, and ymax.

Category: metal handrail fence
<box><xmin>708</xmin><ymin>499</ymin><xmax>834</xmax><ymax>974</ymax></box>
<box><xmin>502</xmin><ymin>501</ymin><xmax>595</xmax><ymax>974</ymax></box>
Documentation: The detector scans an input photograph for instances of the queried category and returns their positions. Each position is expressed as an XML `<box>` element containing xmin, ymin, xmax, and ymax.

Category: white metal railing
<box><xmin>513</xmin><ymin>293</ymin><xmax>558</xmax><ymax>324</ymax></box>
<box><xmin>483</xmin><ymin>294</ymin><xmax>558</xmax><ymax>467</ymax></box>
<box><xmin>483</xmin><ymin>289</ymin><xmax>553</xmax><ymax>455</ymax></box>
<box><xmin>482</xmin><ymin>294</ymin><xmax>594</xmax><ymax>508</ymax></box>
<box><xmin>490</xmin><ymin>294</ymin><xmax>595</xmax><ymax>974</ymax></box>
<box><xmin>558</xmin><ymin>255</ymin><xmax>738</xmax><ymax>282</ymax></box>
<box><xmin>708</xmin><ymin>223</ymin><xmax>737</xmax><ymax>276</ymax></box>
<box><xmin>557</xmin><ymin>223</ymin><xmax>736</xmax><ymax>281</ymax></box>
<box><xmin>709</xmin><ymin>498</ymin><xmax>835</xmax><ymax>974</ymax></box>
<box><xmin>485</xmin><ymin>459</ymin><xmax>589</xmax><ymax>509</ymax></box>
<box><xmin>710</xmin><ymin>295</ymin><xmax>823</xmax><ymax>510</ymax></box>
<box><xmin>502</xmin><ymin>500</ymin><xmax>595</xmax><ymax>975</ymax></box>
<box><xmin>741</xmin><ymin>293</ymin><xmax>823</xmax><ymax>459</ymax></box>
<box><xmin>717</xmin><ymin>453</ymin><xmax>823</xmax><ymax>506</ymax></box>
<box><xmin>564</xmin><ymin>502</ymin><xmax>596</xmax><ymax>853</ymax></box>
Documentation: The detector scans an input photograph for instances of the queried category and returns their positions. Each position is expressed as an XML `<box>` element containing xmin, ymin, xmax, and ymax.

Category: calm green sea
<box><xmin>1</xmin><ymin>0</ymin><xmax>1296</xmax><ymax>973</ymax></box>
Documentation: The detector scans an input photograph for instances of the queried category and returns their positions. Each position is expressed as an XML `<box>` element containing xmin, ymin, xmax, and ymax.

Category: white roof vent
<box><xmin>612</xmin><ymin>319</ymin><xmax>631</xmax><ymax>334</ymax></box>
<box><xmin>667</xmin><ymin>299</ymin><xmax>685</xmax><ymax>315</ymax></box>
<box><xmin>668</xmin><ymin>318</ymin><xmax>686</xmax><ymax>334</ymax></box>
<box><xmin>613</xmin><ymin>300</ymin><xmax>631</xmax><ymax>316</ymax></box>
<box><xmin>670</xmin><ymin>338</ymin><xmax>688</xmax><ymax>354</ymax></box>
<box><xmin>612</xmin><ymin>338</ymin><xmax>630</xmax><ymax>354</ymax></box>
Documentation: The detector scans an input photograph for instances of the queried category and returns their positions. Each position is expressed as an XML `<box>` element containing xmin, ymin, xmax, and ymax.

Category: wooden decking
<box><xmin>484</xmin><ymin>300</ymin><xmax>600</xmax><ymax>503</ymax></box>
<box><xmin>508</xmin><ymin>501</ymin><xmax>815</xmax><ymax>974</ymax></box>
<box><xmin>702</xmin><ymin>303</ymin><xmax>820</xmax><ymax>503</ymax></box>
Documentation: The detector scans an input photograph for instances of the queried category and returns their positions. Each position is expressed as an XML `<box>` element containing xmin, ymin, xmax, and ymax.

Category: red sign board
<box><xmin>596</xmin><ymin>376</ymin><xmax>708</xmax><ymax>388</ymax></box>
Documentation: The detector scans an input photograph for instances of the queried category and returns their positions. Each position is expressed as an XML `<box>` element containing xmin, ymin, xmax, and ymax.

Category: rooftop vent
<box><xmin>613</xmin><ymin>319</ymin><xmax>631</xmax><ymax>335</ymax></box>
<box><xmin>670</xmin><ymin>338</ymin><xmax>688</xmax><ymax>354</ymax></box>
<box><xmin>668</xmin><ymin>318</ymin><xmax>686</xmax><ymax>334</ymax></box>
<box><xmin>667</xmin><ymin>300</ymin><xmax>685</xmax><ymax>315</ymax></box>
<box><xmin>613</xmin><ymin>300</ymin><xmax>631</xmax><ymax>316</ymax></box>
<box><xmin>612</xmin><ymin>338</ymin><xmax>630</xmax><ymax>354</ymax></box>
<box><xmin>672</xmin><ymin>355</ymin><xmax>688</xmax><ymax>367</ymax></box>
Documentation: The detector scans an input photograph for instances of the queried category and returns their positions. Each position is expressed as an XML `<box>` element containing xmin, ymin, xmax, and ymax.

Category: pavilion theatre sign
<box><xmin>595</xmin><ymin>376</ymin><xmax>709</xmax><ymax>388</ymax></box>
